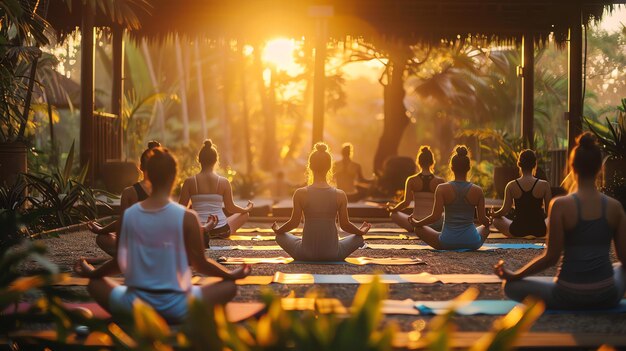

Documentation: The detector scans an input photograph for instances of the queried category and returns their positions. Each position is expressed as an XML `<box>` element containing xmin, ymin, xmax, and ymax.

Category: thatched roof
<box><xmin>45</xmin><ymin>0</ymin><xmax>623</xmax><ymax>45</ymax></box>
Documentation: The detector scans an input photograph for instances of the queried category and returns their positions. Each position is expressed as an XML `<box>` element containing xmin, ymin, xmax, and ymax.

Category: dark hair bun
<box><xmin>147</xmin><ymin>140</ymin><xmax>161</xmax><ymax>149</ymax></box>
<box><xmin>455</xmin><ymin>146</ymin><xmax>468</xmax><ymax>157</ymax></box>
<box><xmin>420</xmin><ymin>146</ymin><xmax>430</xmax><ymax>152</ymax></box>
<box><xmin>204</xmin><ymin>139</ymin><xmax>213</xmax><ymax>148</ymax></box>
<box><xmin>578</xmin><ymin>133</ymin><xmax>596</xmax><ymax>149</ymax></box>
<box><xmin>315</xmin><ymin>143</ymin><xmax>328</xmax><ymax>152</ymax></box>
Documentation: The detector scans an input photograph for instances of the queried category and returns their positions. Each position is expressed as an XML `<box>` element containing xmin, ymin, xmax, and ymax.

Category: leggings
<box><xmin>276</xmin><ymin>233</ymin><xmax>364</xmax><ymax>262</ymax></box>
<box><xmin>504</xmin><ymin>263</ymin><xmax>626</xmax><ymax>310</ymax></box>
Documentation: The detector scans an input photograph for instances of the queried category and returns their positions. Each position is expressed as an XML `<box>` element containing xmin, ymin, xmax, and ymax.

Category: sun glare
<box><xmin>263</xmin><ymin>38</ymin><xmax>298</xmax><ymax>73</ymax></box>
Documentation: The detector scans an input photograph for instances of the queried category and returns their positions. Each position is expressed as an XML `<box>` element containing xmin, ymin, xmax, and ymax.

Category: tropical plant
<box><xmin>3</xmin><ymin>273</ymin><xmax>550</xmax><ymax>351</ymax></box>
<box><xmin>122</xmin><ymin>90</ymin><xmax>174</xmax><ymax>161</ymax></box>
<box><xmin>23</xmin><ymin>141</ymin><xmax>112</xmax><ymax>230</ymax></box>
<box><xmin>457</xmin><ymin>129</ymin><xmax>528</xmax><ymax>167</ymax></box>
<box><xmin>231</xmin><ymin>171</ymin><xmax>262</xmax><ymax>200</ymax></box>
<box><xmin>0</xmin><ymin>0</ymin><xmax>55</xmax><ymax>142</ymax></box>
<box><xmin>585</xmin><ymin>98</ymin><xmax>626</xmax><ymax>160</ymax></box>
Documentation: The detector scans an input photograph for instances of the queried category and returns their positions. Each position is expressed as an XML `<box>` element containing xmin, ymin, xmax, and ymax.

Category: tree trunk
<box><xmin>142</xmin><ymin>40</ymin><xmax>166</xmax><ymax>143</ymax></box>
<box><xmin>285</xmin><ymin>40</ymin><xmax>313</xmax><ymax>161</ymax></box>
<box><xmin>239</xmin><ymin>43</ymin><xmax>253</xmax><ymax>174</ymax></box>
<box><xmin>175</xmin><ymin>35</ymin><xmax>190</xmax><ymax>146</ymax></box>
<box><xmin>220</xmin><ymin>41</ymin><xmax>233</xmax><ymax>167</ymax></box>
<box><xmin>373</xmin><ymin>52</ymin><xmax>409</xmax><ymax>175</ymax></box>
<box><xmin>253</xmin><ymin>44</ymin><xmax>277</xmax><ymax>172</ymax></box>
<box><xmin>195</xmin><ymin>40</ymin><xmax>208</xmax><ymax>140</ymax></box>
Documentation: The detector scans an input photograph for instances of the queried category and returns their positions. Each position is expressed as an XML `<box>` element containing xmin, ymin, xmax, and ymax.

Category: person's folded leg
<box><xmin>503</xmin><ymin>277</ymin><xmax>565</xmax><ymax>309</ymax></box>
<box><xmin>275</xmin><ymin>232</ymin><xmax>304</xmax><ymax>260</ymax></box>
<box><xmin>337</xmin><ymin>234</ymin><xmax>365</xmax><ymax>260</ymax></box>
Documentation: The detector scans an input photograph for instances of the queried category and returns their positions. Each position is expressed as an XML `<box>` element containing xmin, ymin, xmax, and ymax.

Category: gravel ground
<box><xmin>20</xmin><ymin>221</ymin><xmax>626</xmax><ymax>335</ymax></box>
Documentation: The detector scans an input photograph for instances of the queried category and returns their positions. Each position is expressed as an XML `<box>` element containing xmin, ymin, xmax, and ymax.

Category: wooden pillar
<box><xmin>111</xmin><ymin>24</ymin><xmax>124</xmax><ymax>160</ymax></box>
<box><xmin>568</xmin><ymin>8</ymin><xmax>583</xmax><ymax>152</ymax></box>
<box><xmin>79</xmin><ymin>3</ymin><xmax>95</xmax><ymax>182</ymax></box>
<box><xmin>311</xmin><ymin>21</ymin><xmax>327</xmax><ymax>145</ymax></box>
<box><xmin>309</xmin><ymin>5</ymin><xmax>333</xmax><ymax>146</ymax></box>
<box><xmin>521</xmin><ymin>34</ymin><xmax>534</xmax><ymax>148</ymax></box>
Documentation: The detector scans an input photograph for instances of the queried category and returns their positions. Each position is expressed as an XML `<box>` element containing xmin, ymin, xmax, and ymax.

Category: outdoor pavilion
<box><xmin>44</xmin><ymin>0</ymin><xmax>624</xmax><ymax>183</ymax></box>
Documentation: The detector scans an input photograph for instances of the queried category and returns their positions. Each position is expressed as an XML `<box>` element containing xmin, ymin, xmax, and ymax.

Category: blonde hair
<box><xmin>306</xmin><ymin>142</ymin><xmax>333</xmax><ymax>185</ymax></box>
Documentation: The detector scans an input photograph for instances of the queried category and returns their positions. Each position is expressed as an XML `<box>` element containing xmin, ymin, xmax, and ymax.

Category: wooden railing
<box><xmin>93</xmin><ymin>111</ymin><xmax>122</xmax><ymax>180</ymax></box>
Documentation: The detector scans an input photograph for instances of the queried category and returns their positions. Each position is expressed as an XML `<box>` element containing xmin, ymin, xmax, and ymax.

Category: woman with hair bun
<box><xmin>179</xmin><ymin>140</ymin><xmax>253</xmax><ymax>243</ymax></box>
<box><xmin>492</xmin><ymin>149</ymin><xmax>551</xmax><ymax>237</ymax></box>
<box><xmin>495</xmin><ymin>133</ymin><xmax>626</xmax><ymax>310</ymax></box>
<box><xmin>75</xmin><ymin>147</ymin><xmax>248</xmax><ymax>323</ymax></box>
<box><xmin>388</xmin><ymin>146</ymin><xmax>445</xmax><ymax>232</ymax></box>
<box><xmin>409</xmin><ymin>145</ymin><xmax>491</xmax><ymax>250</ymax></box>
<box><xmin>88</xmin><ymin>141</ymin><xmax>161</xmax><ymax>256</ymax></box>
<box><xmin>272</xmin><ymin>143</ymin><xmax>371</xmax><ymax>261</ymax></box>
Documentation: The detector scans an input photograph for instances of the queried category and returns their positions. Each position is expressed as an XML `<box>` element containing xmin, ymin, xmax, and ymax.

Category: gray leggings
<box><xmin>504</xmin><ymin>263</ymin><xmax>626</xmax><ymax>310</ymax></box>
<box><xmin>276</xmin><ymin>233</ymin><xmax>364</xmax><ymax>262</ymax></box>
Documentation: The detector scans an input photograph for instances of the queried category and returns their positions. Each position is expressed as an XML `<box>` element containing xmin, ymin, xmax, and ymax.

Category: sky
<box><xmin>600</xmin><ymin>7</ymin><xmax>626</xmax><ymax>32</ymax></box>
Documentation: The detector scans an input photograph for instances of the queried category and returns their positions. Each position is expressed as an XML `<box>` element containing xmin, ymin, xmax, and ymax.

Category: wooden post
<box><xmin>568</xmin><ymin>8</ymin><xmax>583</xmax><ymax>152</ymax></box>
<box><xmin>111</xmin><ymin>24</ymin><xmax>124</xmax><ymax>160</ymax></box>
<box><xmin>521</xmin><ymin>34</ymin><xmax>534</xmax><ymax>148</ymax></box>
<box><xmin>309</xmin><ymin>6</ymin><xmax>333</xmax><ymax>146</ymax></box>
<box><xmin>79</xmin><ymin>3</ymin><xmax>95</xmax><ymax>182</ymax></box>
<box><xmin>312</xmin><ymin>25</ymin><xmax>326</xmax><ymax>145</ymax></box>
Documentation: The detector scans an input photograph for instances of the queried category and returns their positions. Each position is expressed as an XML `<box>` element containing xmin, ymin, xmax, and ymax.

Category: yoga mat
<box><xmin>218</xmin><ymin>256</ymin><xmax>424</xmax><ymax>266</ymax></box>
<box><xmin>228</xmin><ymin>234</ymin><xmax>412</xmax><ymax>241</ymax></box>
<box><xmin>2</xmin><ymin>302</ymin><xmax>265</xmax><ymax>323</ymax></box>
<box><xmin>383</xmin><ymin>299</ymin><xmax>626</xmax><ymax>316</ymax></box>
<box><xmin>365</xmin><ymin>243</ymin><xmax>544</xmax><ymax>251</ymax></box>
<box><xmin>54</xmin><ymin>275</ymin><xmax>274</xmax><ymax>287</ymax></box>
<box><xmin>53</xmin><ymin>273</ymin><xmax>528</xmax><ymax>286</ymax></box>
<box><xmin>209</xmin><ymin>243</ymin><xmax>545</xmax><ymax>251</ymax></box>
<box><xmin>237</xmin><ymin>227</ymin><xmax>408</xmax><ymax>234</ymax></box>
<box><xmin>272</xmin><ymin>272</ymin><xmax>440</xmax><ymax>285</ymax></box>
<box><xmin>281</xmin><ymin>298</ymin><xmax>347</xmax><ymax>314</ymax></box>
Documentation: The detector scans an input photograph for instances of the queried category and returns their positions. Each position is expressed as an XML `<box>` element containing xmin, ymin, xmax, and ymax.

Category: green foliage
<box><xmin>2</xmin><ymin>264</ymin><xmax>549</xmax><ymax>351</ymax></box>
<box><xmin>603</xmin><ymin>174</ymin><xmax>626</xmax><ymax>209</ymax></box>
<box><xmin>23</xmin><ymin>141</ymin><xmax>112</xmax><ymax>230</ymax></box>
<box><xmin>231</xmin><ymin>171</ymin><xmax>262</xmax><ymax>200</ymax></box>
<box><xmin>457</xmin><ymin>129</ymin><xmax>528</xmax><ymax>167</ymax></box>
<box><xmin>585</xmin><ymin>98</ymin><xmax>626</xmax><ymax>160</ymax></box>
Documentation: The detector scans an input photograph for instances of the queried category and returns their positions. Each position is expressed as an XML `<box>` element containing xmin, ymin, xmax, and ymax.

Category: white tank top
<box><xmin>190</xmin><ymin>175</ymin><xmax>228</xmax><ymax>228</ymax></box>
<box><xmin>118</xmin><ymin>201</ymin><xmax>191</xmax><ymax>292</ymax></box>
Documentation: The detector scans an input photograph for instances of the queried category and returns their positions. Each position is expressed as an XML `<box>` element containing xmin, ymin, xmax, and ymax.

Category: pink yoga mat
<box><xmin>2</xmin><ymin>301</ymin><xmax>265</xmax><ymax>323</ymax></box>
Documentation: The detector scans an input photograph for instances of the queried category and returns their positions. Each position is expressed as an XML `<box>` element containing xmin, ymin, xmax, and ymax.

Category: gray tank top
<box><xmin>444</xmin><ymin>181</ymin><xmax>475</xmax><ymax>229</ymax></box>
<box><xmin>301</xmin><ymin>186</ymin><xmax>339</xmax><ymax>255</ymax></box>
<box><xmin>558</xmin><ymin>194</ymin><xmax>614</xmax><ymax>285</ymax></box>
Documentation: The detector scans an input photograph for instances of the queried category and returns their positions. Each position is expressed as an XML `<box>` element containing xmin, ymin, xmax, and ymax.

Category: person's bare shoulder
<box><xmin>606</xmin><ymin>196</ymin><xmax>625</xmax><ymax>218</ymax></box>
<box><xmin>120</xmin><ymin>186</ymin><xmax>137</xmax><ymax>203</ymax></box>
<box><xmin>432</xmin><ymin>176</ymin><xmax>446</xmax><ymax>185</ymax></box>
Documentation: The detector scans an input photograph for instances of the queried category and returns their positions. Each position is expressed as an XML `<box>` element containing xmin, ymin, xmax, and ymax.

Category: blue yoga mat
<box><xmin>415</xmin><ymin>299</ymin><xmax>626</xmax><ymax>315</ymax></box>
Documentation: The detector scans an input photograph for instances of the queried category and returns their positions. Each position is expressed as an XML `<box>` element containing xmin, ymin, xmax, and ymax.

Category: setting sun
<box><xmin>262</xmin><ymin>38</ymin><xmax>298</xmax><ymax>73</ymax></box>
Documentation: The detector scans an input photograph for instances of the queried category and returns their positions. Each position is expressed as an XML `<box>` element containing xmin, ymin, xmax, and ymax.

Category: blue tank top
<box><xmin>444</xmin><ymin>181</ymin><xmax>475</xmax><ymax>228</ymax></box>
<box><xmin>557</xmin><ymin>194</ymin><xmax>614</xmax><ymax>285</ymax></box>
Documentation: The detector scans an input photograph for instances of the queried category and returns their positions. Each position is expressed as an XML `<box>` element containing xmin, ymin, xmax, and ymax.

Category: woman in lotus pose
<box><xmin>334</xmin><ymin>143</ymin><xmax>371</xmax><ymax>202</ymax></box>
<box><xmin>492</xmin><ymin>149</ymin><xmax>551</xmax><ymax>238</ymax></box>
<box><xmin>179</xmin><ymin>140</ymin><xmax>253</xmax><ymax>243</ymax></box>
<box><xmin>409</xmin><ymin>146</ymin><xmax>491</xmax><ymax>250</ymax></box>
<box><xmin>494</xmin><ymin>133</ymin><xmax>626</xmax><ymax>310</ymax></box>
<box><xmin>74</xmin><ymin>147</ymin><xmax>250</xmax><ymax>323</ymax></box>
<box><xmin>388</xmin><ymin>146</ymin><xmax>445</xmax><ymax>232</ymax></box>
<box><xmin>88</xmin><ymin>141</ymin><xmax>161</xmax><ymax>256</ymax></box>
<box><xmin>272</xmin><ymin>143</ymin><xmax>371</xmax><ymax>261</ymax></box>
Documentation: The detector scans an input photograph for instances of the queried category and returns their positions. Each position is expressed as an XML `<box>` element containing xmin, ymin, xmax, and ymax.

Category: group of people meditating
<box><xmin>75</xmin><ymin>132</ymin><xmax>625</xmax><ymax>324</ymax></box>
